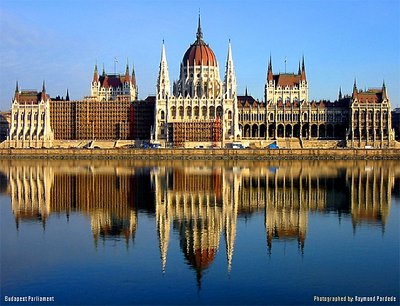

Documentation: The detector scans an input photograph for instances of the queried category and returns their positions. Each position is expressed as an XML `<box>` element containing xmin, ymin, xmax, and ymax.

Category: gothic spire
<box><xmin>224</xmin><ymin>39</ymin><xmax>236</xmax><ymax>99</ymax></box>
<box><xmin>352</xmin><ymin>78</ymin><xmax>358</xmax><ymax>99</ymax></box>
<box><xmin>382</xmin><ymin>80</ymin><xmax>388</xmax><ymax>100</ymax></box>
<box><xmin>298</xmin><ymin>60</ymin><xmax>301</xmax><ymax>75</ymax></box>
<box><xmin>157</xmin><ymin>40</ymin><xmax>170</xmax><ymax>99</ymax></box>
<box><xmin>196</xmin><ymin>13</ymin><xmax>203</xmax><ymax>42</ymax></box>
<box><xmin>93</xmin><ymin>63</ymin><xmax>99</xmax><ymax>82</ymax></box>
<box><xmin>66</xmin><ymin>88</ymin><xmax>70</xmax><ymax>101</ymax></box>
<box><xmin>301</xmin><ymin>55</ymin><xmax>306</xmax><ymax>81</ymax></box>
<box><xmin>125</xmin><ymin>59</ymin><xmax>130</xmax><ymax>76</ymax></box>
<box><xmin>41</xmin><ymin>80</ymin><xmax>46</xmax><ymax>101</ymax></box>
<box><xmin>125</xmin><ymin>59</ymin><xmax>131</xmax><ymax>83</ymax></box>
<box><xmin>131</xmin><ymin>62</ymin><xmax>137</xmax><ymax>86</ymax></box>
<box><xmin>267</xmin><ymin>54</ymin><xmax>273</xmax><ymax>82</ymax></box>
<box><xmin>338</xmin><ymin>86</ymin><xmax>342</xmax><ymax>100</ymax></box>
<box><xmin>15</xmin><ymin>80</ymin><xmax>19</xmax><ymax>93</ymax></box>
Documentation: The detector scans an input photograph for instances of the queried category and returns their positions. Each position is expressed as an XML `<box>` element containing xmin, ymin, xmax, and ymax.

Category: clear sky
<box><xmin>0</xmin><ymin>0</ymin><xmax>399</xmax><ymax>111</ymax></box>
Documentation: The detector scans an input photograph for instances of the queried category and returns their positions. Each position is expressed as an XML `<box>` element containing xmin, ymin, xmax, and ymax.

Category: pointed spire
<box><xmin>267</xmin><ymin>54</ymin><xmax>273</xmax><ymax>82</ymax></box>
<box><xmin>14</xmin><ymin>80</ymin><xmax>20</xmax><ymax>101</ymax></box>
<box><xmin>338</xmin><ymin>87</ymin><xmax>342</xmax><ymax>100</ymax></box>
<box><xmin>245</xmin><ymin>86</ymin><xmax>248</xmax><ymax>97</ymax></box>
<box><xmin>224</xmin><ymin>39</ymin><xmax>236</xmax><ymax>99</ymax></box>
<box><xmin>298</xmin><ymin>61</ymin><xmax>301</xmax><ymax>75</ymax></box>
<box><xmin>157</xmin><ymin>40</ymin><xmax>170</xmax><ymax>99</ymax></box>
<box><xmin>102</xmin><ymin>63</ymin><xmax>105</xmax><ymax>76</ymax></box>
<box><xmin>352</xmin><ymin>78</ymin><xmax>358</xmax><ymax>99</ymax></box>
<box><xmin>93</xmin><ymin>63</ymin><xmax>99</xmax><ymax>82</ymax></box>
<box><xmin>125</xmin><ymin>59</ymin><xmax>131</xmax><ymax>83</ymax></box>
<box><xmin>196</xmin><ymin>12</ymin><xmax>203</xmax><ymax>42</ymax></box>
<box><xmin>125</xmin><ymin>59</ymin><xmax>130</xmax><ymax>76</ymax></box>
<box><xmin>131</xmin><ymin>62</ymin><xmax>137</xmax><ymax>86</ymax></box>
<box><xmin>301</xmin><ymin>55</ymin><xmax>306</xmax><ymax>81</ymax></box>
<box><xmin>66</xmin><ymin>88</ymin><xmax>70</xmax><ymax>101</ymax></box>
<box><xmin>382</xmin><ymin>80</ymin><xmax>388</xmax><ymax>100</ymax></box>
<box><xmin>41</xmin><ymin>80</ymin><xmax>47</xmax><ymax>101</ymax></box>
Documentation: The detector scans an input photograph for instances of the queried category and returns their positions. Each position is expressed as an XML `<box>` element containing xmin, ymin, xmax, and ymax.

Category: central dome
<box><xmin>182</xmin><ymin>16</ymin><xmax>217</xmax><ymax>67</ymax></box>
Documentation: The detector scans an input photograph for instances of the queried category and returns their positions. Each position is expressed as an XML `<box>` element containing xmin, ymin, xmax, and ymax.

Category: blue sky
<box><xmin>0</xmin><ymin>0</ymin><xmax>399</xmax><ymax>111</ymax></box>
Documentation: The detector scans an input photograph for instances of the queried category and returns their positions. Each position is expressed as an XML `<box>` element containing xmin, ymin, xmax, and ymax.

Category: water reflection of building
<box><xmin>5</xmin><ymin>163</ymin><xmax>139</xmax><ymax>244</ymax></box>
<box><xmin>152</xmin><ymin>166</ymin><xmax>238</xmax><ymax>284</ymax></box>
<box><xmin>240</xmin><ymin>166</ymin><xmax>333</xmax><ymax>254</ymax></box>
<box><xmin>2</xmin><ymin>161</ymin><xmax>396</xmax><ymax>277</ymax></box>
<box><xmin>7</xmin><ymin>164</ymin><xmax>54</xmax><ymax>228</ymax></box>
<box><xmin>347</xmin><ymin>166</ymin><xmax>393</xmax><ymax>229</ymax></box>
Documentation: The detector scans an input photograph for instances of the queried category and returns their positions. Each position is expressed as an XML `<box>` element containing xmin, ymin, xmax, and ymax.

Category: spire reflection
<box><xmin>1</xmin><ymin>160</ymin><xmax>396</xmax><ymax>280</ymax></box>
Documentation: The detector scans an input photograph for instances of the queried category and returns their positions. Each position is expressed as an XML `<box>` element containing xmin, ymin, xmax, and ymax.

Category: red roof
<box><xmin>274</xmin><ymin>74</ymin><xmax>301</xmax><ymax>87</ymax></box>
<box><xmin>183</xmin><ymin>41</ymin><xmax>217</xmax><ymax>67</ymax></box>
<box><xmin>356</xmin><ymin>90</ymin><xmax>383</xmax><ymax>103</ymax></box>
<box><xmin>99</xmin><ymin>75</ymin><xmax>130</xmax><ymax>88</ymax></box>
<box><xmin>15</xmin><ymin>91</ymin><xmax>49</xmax><ymax>104</ymax></box>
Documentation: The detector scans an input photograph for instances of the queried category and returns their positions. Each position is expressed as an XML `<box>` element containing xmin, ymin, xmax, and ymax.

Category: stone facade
<box><xmin>8</xmin><ymin>82</ymin><xmax>54</xmax><ymax>148</ymax></box>
<box><xmin>348</xmin><ymin>81</ymin><xmax>394</xmax><ymax>147</ymax></box>
<box><xmin>90</xmin><ymin>62</ymin><xmax>138</xmax><ymax>102</ymax></box>
<box><xmin>154</xmin><ymin>17</ymin><xmax>239</xmax><ymax>147</ymax></box>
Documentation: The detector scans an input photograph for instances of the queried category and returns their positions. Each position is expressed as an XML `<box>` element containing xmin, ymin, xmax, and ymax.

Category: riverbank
<box><xmin>1</xmin><ymin>147</ymin><xmax>399</xmax><ymax>160</ymax></box>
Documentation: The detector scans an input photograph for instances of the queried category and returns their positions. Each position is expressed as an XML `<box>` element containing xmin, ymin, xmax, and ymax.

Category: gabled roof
<box><xmin>274</xmin><ymin>74</ymin><xmax>302</xmax><ymax>87</ymax></box>
<box><xmin>356</xmin><ymin>90</ymin><xmax>383</xmax><ymax>103</ymax></box>
<box><xmin>15</xmin><ymin>90</ymin><xmax>49</xmax><ymax>104</ymax></box>
<box><xmin>99</xmin><ymin>74</ymin><xmax>130</xmax><ymax>88</ymax></box>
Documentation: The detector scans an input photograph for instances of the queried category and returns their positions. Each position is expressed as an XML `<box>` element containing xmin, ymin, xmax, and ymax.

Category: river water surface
<box><xmin>0</xmin><ymin>159</ymin><xmax>399</xmax><ymax>305</ymax></box>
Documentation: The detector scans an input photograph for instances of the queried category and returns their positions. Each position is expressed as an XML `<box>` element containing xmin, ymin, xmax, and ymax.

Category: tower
<box><xmin>157</xmin><ymin>41</ymin><xmax>171</xmax><ymax>100</ymax></box>
<box><xmin>224</xmin><ymin>40</ymin><xmax>240</xmax><ymax>140</ymax></box>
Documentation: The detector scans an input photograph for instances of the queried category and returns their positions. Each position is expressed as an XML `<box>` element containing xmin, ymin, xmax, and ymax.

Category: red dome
<box><xmin>182</xmin><ymin>16</ymin><xmax>217</xmax><ymax>67</ymax></box>
<box><xmin>183</xmin><ymin>41</ymin><xmax>217</xmax><ymax>67</ymax></box>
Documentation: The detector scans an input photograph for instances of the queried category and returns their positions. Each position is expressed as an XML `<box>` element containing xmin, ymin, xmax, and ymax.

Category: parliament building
<box><xmin>3</xmin><ymin>16</ymin><xmax>397</xmax><ymax>149</ymax></box>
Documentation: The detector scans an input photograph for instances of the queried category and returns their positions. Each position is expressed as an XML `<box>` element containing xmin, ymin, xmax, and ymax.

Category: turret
<box><xmin>224</xmin><ymin>39</ymin><xmax>236</xmax><ymax>100</ymax></box>
<box><xmin>352</xmin><ymin>79</ymin><xmax>358</xmax><ymax>99</ymax></box>
<box><xmin>93</xmin><ymin>64</ymin><xmax>99</xmax><ymax>83</ymax></box>
<box><xmin>301</xmin><ymin>56</ymin><xmax>306</xmax><ymax>81</ymax></box>
<box><xmin>267</xmin><ymin>55</ymin><xmax>273</xmax><ymax>82</ymax></box>
<box><xmin>124</xmin><ymin>61</ymin><xmax>131</xmax><ymax>83</ymax></box>
<box><xmin>382</xmin><ymin>80</ymin><xmax>388</xmax><ymax>101</ymax></box>
<box><xmin>14</xmin><ymin>81</ymin><xmax>19</xmax><ymax>101</ymax></box>
<box><xmin>41</xmin><ymin>80</ymin><xmax>46</xmax><ymax>101</ymax></box>
<box><xmin>157</xmin><ymin>40</ymin><xmax>171</xmax><ymax>99</ymax></box>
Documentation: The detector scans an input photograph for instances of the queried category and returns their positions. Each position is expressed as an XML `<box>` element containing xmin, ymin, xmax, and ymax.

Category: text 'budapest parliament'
<box><xmin>1</xmin><ymin>16</ymin><xmax>399</xmax><ymax>149</ymax></box>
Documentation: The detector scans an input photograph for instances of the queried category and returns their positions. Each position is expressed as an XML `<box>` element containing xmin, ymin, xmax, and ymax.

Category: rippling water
<box><xmin>0</xmin><ymin>160</ymin><xmax>399</xmax><ymax>305</ymax></box>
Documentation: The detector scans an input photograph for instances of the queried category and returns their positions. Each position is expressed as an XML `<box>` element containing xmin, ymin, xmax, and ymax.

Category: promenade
<box><xmin>1</xmin><ymin>148</ymin><xmax>399</xmax><ymax>160</ymax></box>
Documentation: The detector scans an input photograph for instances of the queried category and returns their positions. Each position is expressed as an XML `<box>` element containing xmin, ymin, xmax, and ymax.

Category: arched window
<box><xmin>202</xmin><ymin>106</ymin><xmax>207</xmax><ymax>118</ymax></box>
<box><xmin>160</xmin><ymin>111</ymin><xmax>165</xmax><ymax>120</ymax></box>
<box><xmin>209</xmin><ymin>106</ymin><xmax>215</xmax><ymax>119</ymax></box>
<box><xmin>216</xmin><ymin>106</ymin><xmax>223</xmax><ymax>118</ymax></box>
<box><xmin>228</xmin><ymin>110</ymin><xmax>232</xmax><ymax>120</ymax></box>
<box><xmin>194</xmin><ymin>106</ymin><xmax>199</xmax><ymax>117</ymax></box>
<box><xmin>186</xmin><ymin>106</ymin><xmax>192</xmax><ymax>117</ymax></box>
<box><xmin>171</xmin><ymin>106</ymin><xmax>176</xmax><ymax>118</ymax></box>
